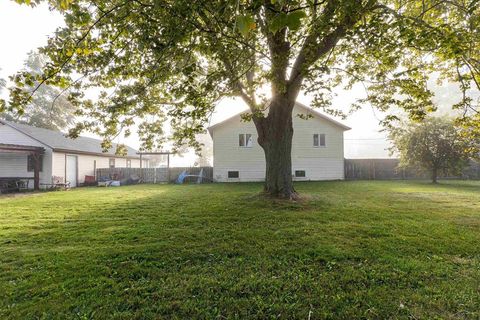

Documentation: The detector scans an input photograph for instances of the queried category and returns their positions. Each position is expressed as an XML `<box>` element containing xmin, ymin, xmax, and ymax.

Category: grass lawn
<box><xmin>1</xmin><ymin>180</ymin><xmax>480</xmax><ymax>319</ymax></box>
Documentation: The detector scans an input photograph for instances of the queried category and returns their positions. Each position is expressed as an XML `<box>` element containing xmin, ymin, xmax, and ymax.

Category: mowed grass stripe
<box><xmin>1</xmin><ymin>181</ymin><xmax>479</xmax><ymax>319</ymax></box>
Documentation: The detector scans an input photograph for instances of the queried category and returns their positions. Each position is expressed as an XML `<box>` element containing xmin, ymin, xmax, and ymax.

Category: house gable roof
<box><xmin>0</xmin><ymin>119</ymin><xmax>140</xmax><ymax>158</ymax></box>
<box><xmin>207</xmin><ymin>101</ymin><xmax>351</xmax><ymax>136</ymax></box>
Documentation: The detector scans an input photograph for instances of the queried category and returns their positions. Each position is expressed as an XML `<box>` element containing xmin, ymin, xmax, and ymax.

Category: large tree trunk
<box><xmin>256</xmin><ymin>97</ymin><xmax>297</xmax><ymax>199</ymax></box>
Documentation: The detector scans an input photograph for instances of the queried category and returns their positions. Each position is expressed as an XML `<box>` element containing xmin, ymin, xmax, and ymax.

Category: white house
<box><xmin>208</xmin><ymin>102</ymin><xmax>350</xmax><ymax>182</ymax></box>
<box><xmin>0</xmin><ymin>120</ymin><xmax>148</xmax><ymax>188</ymax></box>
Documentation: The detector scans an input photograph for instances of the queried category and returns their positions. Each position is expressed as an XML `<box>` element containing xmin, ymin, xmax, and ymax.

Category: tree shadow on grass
<box><xmin>1</xmin><ymin>183</ymin><xmax>480</xmax><ymax>319</ymax></box>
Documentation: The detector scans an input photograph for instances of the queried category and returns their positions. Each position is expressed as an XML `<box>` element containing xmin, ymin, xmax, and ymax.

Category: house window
<box><xmin>295</xmin><ymin>170</ymin><xmax>306</xmax><ymax>178</ymax></box>
<box><xmin>313</xmin><ymin>134</ymin><xmax>326</xmax><ymax>147</ymax></box>
<box><xmin>27</xmin><ymin>155</ymin><xmax>43</xmax><ymax>172</ymax></box>
<box><xmin>228</xmin><ymin>171</ymin><xmax>239</xmax><ymax>178</ymax></box>
<box><xmin>239</xmin><ymin>134</ymin><xmax>253</xmax><ymax>147</ymax></box>
<box><xmin>109</xmin><ymin>158</ymin><xmax>115</xmax><ymax>168</ymax></box>
<box><xmin>126</xmin><ymin>159</ymin><xmax>131</xmax><ymax>168</ymax></box>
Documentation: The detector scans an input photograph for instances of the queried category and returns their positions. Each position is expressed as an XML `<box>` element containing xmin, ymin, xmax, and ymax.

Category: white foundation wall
<box><xmin>212</xmin><ymin>105</ymin><xmax>346</xmax><ymax>182</ymax></box>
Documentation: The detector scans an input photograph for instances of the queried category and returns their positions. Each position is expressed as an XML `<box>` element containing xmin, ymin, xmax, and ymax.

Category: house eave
<box><xmin>207</xmin><ymin>101</ymin><xmax>351</xmax><ymax>134</ymax></box>
<box><xmin>0</xmin><ymin>143</ymin><xmax>45</xmax><ymax>154</ymax></box>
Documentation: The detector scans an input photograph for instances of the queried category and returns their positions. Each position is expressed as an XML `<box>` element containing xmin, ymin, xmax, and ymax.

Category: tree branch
<box><xmin>25</xmin><ymin>0</ymin><xmax>133</xmax><ymax>103</ymax></box>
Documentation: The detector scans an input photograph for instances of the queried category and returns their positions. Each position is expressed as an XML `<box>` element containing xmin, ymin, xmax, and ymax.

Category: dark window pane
<box><xmin>320</xmin><ymin>134</ymin><xmax>326</xmax><ymax>146</ymax></box>
<box><xmin>27</xmin><ymin>155</ymin><xmax>43</xmax><ymax>172</ymax></box>
<box><xmin>313</xmin><ymin>134</ymin><xmax>319</xmax><ymax>147</ymax></box>
<box><xmin>239</xmin><ymin>134</ymin><xmax>245</xmax><ymax>147</ymax></box>
<box><xmin>228</xmin><ymin>171</ymin><xmax>239</xmax><ymax>178</ymax></box>
<box><xmin>295</xmin><ymin>170</ymin><xmax>306</xmax><ymax>177</ymax></box>
<box><xmin>246</xmin><ymin>134</ymin><xmax>253</xmax><ymax>147</ymax></box>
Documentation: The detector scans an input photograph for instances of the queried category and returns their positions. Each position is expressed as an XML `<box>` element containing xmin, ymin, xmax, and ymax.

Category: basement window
<box><xmin>295</xmin><ymin>170</ymin><xmax>306</xmax><ymax>178</ymax></box>
<box><xmin>313</xmin><ymin>133</ymin><xmax>326</xmax><ymax>147</ymax></box>
<box><xmin>239</xmin><ymin>134</ymin><xmax>253</xmax><ymax>147</ymax></box>
<box><xmin>228</xmin><ymin>171</ymin><xmax>239</xmax><ymax>178</ymax></box>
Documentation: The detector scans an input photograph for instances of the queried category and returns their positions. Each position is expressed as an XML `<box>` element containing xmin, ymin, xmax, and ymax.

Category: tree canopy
<box><xmin>2</xmin><ymin>0</ymin><xmax>479</xmax><ymax>197</ymax></box>
<box><xmin>1</xmin><ymin>51</ymin><xmax>76</xmax><ymax>131</ymax></box>
<box><xmin>3</xmin><ymin>0</ymin><xmax>478</xmax><ymax>145</ymax></box>
<box><xmin>388</xmin><ymin>117</ymin><xmax>477</xmax><ymax>183</ymax></box>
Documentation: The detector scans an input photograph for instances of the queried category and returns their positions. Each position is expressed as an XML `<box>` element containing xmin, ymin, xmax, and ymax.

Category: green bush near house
<box><xmin>1</xmin><ymin>181</ymin><xmax>479</xmax><ymax>319</ymax></box>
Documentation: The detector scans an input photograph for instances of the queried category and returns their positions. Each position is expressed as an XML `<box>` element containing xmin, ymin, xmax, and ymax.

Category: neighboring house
<box><xmin>0</xmin><ymin>120</ymin><xmax>148</xmax><ymax>188</ymax></box>
<box><xmin>208</xmin><ymin>102</ymin><xmax>350</xmax><ymax>182</ymax></box>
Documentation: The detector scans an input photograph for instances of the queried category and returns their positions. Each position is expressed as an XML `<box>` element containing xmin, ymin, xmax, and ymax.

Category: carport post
<box><xmin>32</xmin><ymin>152</ymin><xmax>41</xmax><ymax>191</ymax></box>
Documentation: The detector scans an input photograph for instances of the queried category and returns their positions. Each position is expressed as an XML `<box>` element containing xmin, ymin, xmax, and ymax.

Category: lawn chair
<box><xmin>16</xmin><ymin>178</ymin><xmax>30</xmax><ymax>191</ymax></box>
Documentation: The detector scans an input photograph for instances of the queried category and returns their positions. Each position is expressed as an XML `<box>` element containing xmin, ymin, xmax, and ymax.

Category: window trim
<box><xmin>109</xmin><ymin>158</ymin><xmax>115</xmax><ymax>168</ymax></box>
<box><xmin>239</xmin><ymin>133</ymin><xmax>253</xmax><ymax>148</ymax></box>
<box><xmin>126</xmin><ymin>159</ymin><xmax>132</xmax><ymax>168</ymax></box>
<box><xmin>228</xmin><ymin>171</ymin><xmax>240</xmax><ymax>178</ymax></box>
<box><xmin>313</xmin><ymin>133</ymin><xmax>326</xmax><ymax>147</ymax></box>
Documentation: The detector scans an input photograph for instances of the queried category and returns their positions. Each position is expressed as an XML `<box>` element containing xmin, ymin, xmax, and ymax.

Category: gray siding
<box><xmin>1</xmin><ymin>123</ymin><xmax>145</xmax><ymax>187</ymax></box>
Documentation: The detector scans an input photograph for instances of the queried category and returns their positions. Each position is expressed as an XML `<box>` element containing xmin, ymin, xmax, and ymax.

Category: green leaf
<box><xmin>59</xmin><ymin>0</ymin><xmax>71</xmax><ymax>10</ymax></box>
<box><xmin>285</xmin><ymin>10</ymin><xmax>306</xmax><ymax>31</ymax></box>
<box><xmin>269</xmin><ymin>12</ymin><xmax>287</xmax><ymax>34</ymax></box>
<box><xmin>269</xmin><ymin>10</ymin><xmax>306</xmax><ymax>34</ymax></box>
<box><xmin>236</xmin><ymin>15</ymin><xmax>256</xmax><ymax>37</ymax></box>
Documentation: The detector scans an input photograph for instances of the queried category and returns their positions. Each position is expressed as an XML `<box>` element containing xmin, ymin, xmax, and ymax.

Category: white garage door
<box><xmin>66</xmin><ymin>155</ymin><xmax>78</xmax><ymax>187</ymax></box>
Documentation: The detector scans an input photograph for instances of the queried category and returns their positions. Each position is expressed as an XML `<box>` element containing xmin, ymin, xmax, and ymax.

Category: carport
<box><xmin>0</xmin><ymin>143</ymin><xmax>45</xmax><ymax>191</ymax></box>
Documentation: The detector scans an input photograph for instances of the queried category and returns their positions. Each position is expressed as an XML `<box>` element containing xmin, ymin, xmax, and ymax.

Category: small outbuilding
<box><xmin>0</xmin><ymin>120</ymin><xmax>148</xmax><ymax>189</ymax></box>
<box><xmin>207</xmin><ymin>102</ymin><xmax>350</xmax><ymax>182</ymax></box>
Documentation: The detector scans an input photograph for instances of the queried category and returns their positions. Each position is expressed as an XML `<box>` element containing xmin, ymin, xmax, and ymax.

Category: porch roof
<box><xmin>0</xmin><ymin>143</ymin><xmax>45</xmax><ymax>154</ymax></box>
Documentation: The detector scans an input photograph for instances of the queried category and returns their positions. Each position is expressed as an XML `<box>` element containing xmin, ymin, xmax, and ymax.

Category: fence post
<box><xmin>372</xmin><ymin>160</ymin><xmax>376</xmax><ymax>180</ymax></box>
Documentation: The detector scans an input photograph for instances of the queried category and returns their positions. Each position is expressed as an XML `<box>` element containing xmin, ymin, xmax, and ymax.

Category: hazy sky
<box><xmin>0</xmin><ymin>1</ymin><xmax>414</xmax><ymax>165</ymax></box>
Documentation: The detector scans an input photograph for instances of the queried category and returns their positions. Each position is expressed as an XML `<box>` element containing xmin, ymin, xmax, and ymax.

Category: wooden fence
<box><xmin>97</xmin><ymin>161</ymin><xmax>479</xmax><ymax>184</ymax></box>
<box><xmin>96</xmin><ymin>166</ymin><xmax>213</xmax><ymax>184</ymax></box>
<box><xmin>345</xmin><ymin>159</ymin><xmax>480</xmax><ymax>180</ymax></box>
